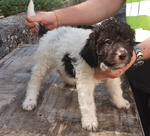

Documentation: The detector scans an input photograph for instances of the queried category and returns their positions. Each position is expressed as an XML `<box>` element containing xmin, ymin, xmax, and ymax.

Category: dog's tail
<box><xmin>27</xmin><ymin>0</ymin><xmax>48</xmax><ymax>37</ymax></box>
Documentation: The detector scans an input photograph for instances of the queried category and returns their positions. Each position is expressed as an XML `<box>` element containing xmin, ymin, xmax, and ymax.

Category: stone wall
<box><xmin>0</xmin><ymin>13</ymin><xmax>39</xmax><ymax>59</ymax></box>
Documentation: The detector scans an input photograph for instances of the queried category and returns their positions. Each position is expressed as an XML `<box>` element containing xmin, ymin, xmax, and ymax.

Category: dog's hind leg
<box><xmin>104</xmin><ymin>78</ymin><xmax>130</xmax><ymax>109</ymax></box>
<box><xmin>22</xmin><ymin>63</ymin><xmax>50</xmax><ymax>111</ymax></box>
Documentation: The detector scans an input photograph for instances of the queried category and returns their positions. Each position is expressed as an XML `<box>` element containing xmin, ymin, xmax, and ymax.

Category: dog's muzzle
<box><xmin>115</xmin><ymin>47</ymin><xmax>132</xmax><ymax>68</ymax></box>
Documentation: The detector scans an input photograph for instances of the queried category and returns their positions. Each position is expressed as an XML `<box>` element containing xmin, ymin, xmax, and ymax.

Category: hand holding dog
<box><xmin>94</xmin><ymin>51</ymin><xmax>137</xmax><ymax>80</ymax></box>
<box><xmin>95</xmin><ymin>37</ymin><xmax>150</xmax><ymax>80</ymax></box>
<box><xmin>25</xmin><ymin>0</ymin><xmax>125</xmax><ymax>32</ymax></box>
<box><xmin>26</xmin><ymin>11</ymin><xmax>58</xmax><ymax>33</ymax></box>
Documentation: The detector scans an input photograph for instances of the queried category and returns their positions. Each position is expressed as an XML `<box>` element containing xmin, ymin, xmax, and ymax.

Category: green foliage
<box><xmin>0</xmin><ymin>0</ymin><xmax>65</xmax><ymax>17</ymax></box>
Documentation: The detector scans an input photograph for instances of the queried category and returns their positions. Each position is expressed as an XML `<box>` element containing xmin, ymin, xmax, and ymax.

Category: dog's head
<box><xmin>80</xmin><ymin>18</ymin><xmax>135</xmax><ymax>70</ymax></box>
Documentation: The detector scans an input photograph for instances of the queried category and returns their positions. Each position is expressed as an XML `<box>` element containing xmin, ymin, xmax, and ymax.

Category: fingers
<box><xmin>94</xmin><ymin>68</ymin><xmax>123</xmax><ymax>80</ymax></box>
<box><xmin>25</xmin><ymin>20</ymin><xmax>35</xmax><ymax>28</ymax></box>
<box><xmin>26</xmin><ymin>15</ymin><xmax>41</xmax><ymax>23</ymax></box>
<box><xmin>25</xmin><ymin>16</ymin><xmax>39</xmax><ymax>33</ymax></box>
<box><xmin>25</xmin><ymin>11</ymin><xmax>59</xmax><ymax>33</ymax></box>
<box><xmin>109</xmin><ymin>69</ymin><xmax>124</xmax><ymax>78</ymax></box>
<box><xmin>94</xmin><ymin>51</ymin><xmax>137</xmax><ymax>80</ymax></box>
<box><xmin>121</xmin><ymin>51</ymin><xmax>136</xmax><ymax>71</ymax></box>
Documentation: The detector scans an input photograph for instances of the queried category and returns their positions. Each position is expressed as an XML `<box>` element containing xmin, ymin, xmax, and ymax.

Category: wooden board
<box><xmin>0</xmin><ymin>45</ymin><xmax>144</xmax><ymax>136</ymax></box>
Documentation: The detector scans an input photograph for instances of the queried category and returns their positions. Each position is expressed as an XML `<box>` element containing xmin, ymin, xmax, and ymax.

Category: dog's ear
<box><xmin>80</xmin><ymin>32</ymin><xmax>99</xmax><ymax>68</ymax></box>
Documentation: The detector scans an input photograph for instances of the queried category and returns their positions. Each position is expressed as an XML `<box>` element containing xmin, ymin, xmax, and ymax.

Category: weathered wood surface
<box><xmin>0</xmin><ymin>45</ymin><xmax>144</xmax><ymax>136</ymax></box>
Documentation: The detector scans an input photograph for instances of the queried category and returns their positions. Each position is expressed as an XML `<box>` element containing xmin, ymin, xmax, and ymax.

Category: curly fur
<box><xmin>22</xmin><ymin>0</ymin><xmax>135</xmax><ymax>132</ymax></box>
<box><xmin>80</xmin><ymin>18</ymin><xmax>135</xmax><ymax>69</ymax></box>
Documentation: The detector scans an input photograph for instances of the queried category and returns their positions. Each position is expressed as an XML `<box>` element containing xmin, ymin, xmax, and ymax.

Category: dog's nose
<box><xmin>118</xmin><ymin>53</ymin><xmax>127</xmax><ymax>60</ymax></box>
<box><xmin>117</xmin><ymin>48</ymin><xmax>128</xmax><ymax>60</ymax></box>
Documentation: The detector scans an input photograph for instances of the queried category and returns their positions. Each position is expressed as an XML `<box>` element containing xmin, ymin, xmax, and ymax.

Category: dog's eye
<box><xmin>105</xmin><ymin>39</ymin><xmax>112</xmax><ymax>45</ymax></box>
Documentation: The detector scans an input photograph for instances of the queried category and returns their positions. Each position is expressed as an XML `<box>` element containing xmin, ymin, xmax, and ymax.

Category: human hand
<box><xmin>25</xmin><ymin>11</ymin><xmax>58</xmax><ymax>33</ymax></box>
<box><xmin>94</xmin><ymin>51</ymin><xmax>136</xmax><ymax>80</ymax></box>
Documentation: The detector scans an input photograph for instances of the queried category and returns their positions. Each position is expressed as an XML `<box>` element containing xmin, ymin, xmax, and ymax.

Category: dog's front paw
<box><xmin>112</xmin><ymin>98</ymin><xmax>130</xmax><ymax>109</ymax></box>
<box><xmin>22</xmin><ymin>97</ymin><xmax>37</xmax><ymax>111</ymax></box>
<box><xmin>81</xmin><ymin>117</ymin><xmax>98</xmax><ymax>132</ymax></box>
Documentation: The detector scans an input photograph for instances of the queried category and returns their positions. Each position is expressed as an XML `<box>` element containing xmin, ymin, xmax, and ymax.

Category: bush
<box><xmin>0</xmin><ymin>0</ymin><xmax>66</xmax><ymax>17</ymax></box>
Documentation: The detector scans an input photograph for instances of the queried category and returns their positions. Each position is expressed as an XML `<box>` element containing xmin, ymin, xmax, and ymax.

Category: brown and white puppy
<box><xmin>23</xmin><ymin>0</ymin><xmax>135</xmax><ymax>132</ymax></box>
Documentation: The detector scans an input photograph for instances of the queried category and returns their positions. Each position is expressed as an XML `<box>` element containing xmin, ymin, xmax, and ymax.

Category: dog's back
<box><xmin>35</xmin><ymin>27</ymin><xmax>91</xmax><ymax>64</ymax></box>
<box><xmin>34</xmin><ymin>26</ymin><xmax>92</xmax><ymax>84</ymax></box>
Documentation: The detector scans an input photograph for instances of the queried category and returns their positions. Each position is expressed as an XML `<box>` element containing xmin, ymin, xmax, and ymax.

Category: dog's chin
<box><xmin>113</xmin><ymin>63</ymin><xmax>127</xmax><ymax>69</ymax></box>
<box><xmin>100</xmin><ymin>61</ymin><xmax>129</xmax><ymax>71</ymax></box>
<box><xmin>112</xmin><ymin>55</ymin><xmax>132</xmax><ymax>69</ymax></box>
<box><xmin>111</xmin><ymin>59</ymin><xmax>132</xmax><ymax>69</ymax></box>
<box><xmin>99</xmin><ymin>62</ymin><xmax>125</xmax><ymax>71</ymax></box>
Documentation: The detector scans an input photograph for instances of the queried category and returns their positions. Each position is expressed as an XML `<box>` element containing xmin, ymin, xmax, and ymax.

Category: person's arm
<box><xmin>26</xmin><ymin>0</ymin><xmax>125</xmax><ymax>31</ymax></box>
<box><xmin>55</xmin><ymin>0</ymin><xmax>125</xmax><ymax>26</ymax></box>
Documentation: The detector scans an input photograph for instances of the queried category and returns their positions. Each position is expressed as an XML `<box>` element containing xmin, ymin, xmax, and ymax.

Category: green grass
<box><xmin>0</xmin><ymin>0</ymin><xmax>66</xmax><ymax>17</ymax></box>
